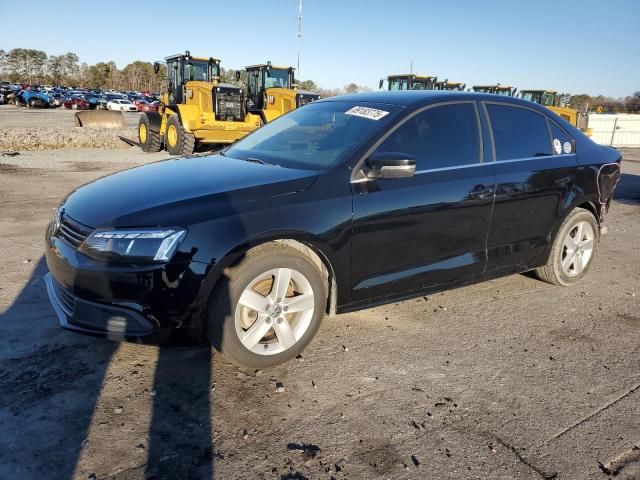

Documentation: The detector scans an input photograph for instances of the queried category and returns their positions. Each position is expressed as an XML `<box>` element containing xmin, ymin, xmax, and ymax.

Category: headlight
<box><xmin>79</xmin><ymin>228</ymin><xmax>186</xmax><ymax>263</ymax></box>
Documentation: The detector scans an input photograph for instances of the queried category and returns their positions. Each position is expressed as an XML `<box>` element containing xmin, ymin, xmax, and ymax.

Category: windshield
<box><xmin>388</xmin><ymin>78</ymin><xmax>408</xmax><ymax>90</ymax></box>
<box><xmin>225</xmin><ymin>101</ymin><xmax>403</xmax><ymax>170</ymax></box>
<box><xmin>410</xmin><ymin>80</ymin><xmax>432</xmax><ymax>90</ymax></box>
<box><xmin>521</xmin><ymin>91</ymin><xmax>542</xmax><ymax>103</ymax></box>
<box><xmin>185</xmin><ymin>60</ymin><xmax>210</xmax><ymax>81</ymax></box>
<box><xmin>265</xmin><ymin>68</ymin><xmax>290</xmax><ymax>88</ymax></box>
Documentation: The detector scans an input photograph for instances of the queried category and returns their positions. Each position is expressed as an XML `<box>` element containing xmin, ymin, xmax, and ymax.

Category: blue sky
<box><xmin>2</xmin><ymin>0</ymin><xmax>638</xmax><ymax>97</ymax></box>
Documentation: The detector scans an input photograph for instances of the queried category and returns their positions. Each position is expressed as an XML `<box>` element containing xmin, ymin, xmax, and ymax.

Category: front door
<box><xmin>350</xmin><ymin>101</ymin><xmax>495</xmax><ymax>303</ymax></box>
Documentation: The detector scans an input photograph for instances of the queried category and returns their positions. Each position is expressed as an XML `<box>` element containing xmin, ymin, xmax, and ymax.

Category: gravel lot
<box><xmin>0</xmin><ymin>147</ymin><xmax>638</xmax><ymax>479</ymax></box>
<box><xmin>0</xmin><ymin>104</ymin><xmax>141</xmax><ymax>151</ymax></box>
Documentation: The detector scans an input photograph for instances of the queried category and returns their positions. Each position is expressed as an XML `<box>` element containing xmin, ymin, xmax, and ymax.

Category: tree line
<box><xmin>1</xmin><ymin>48</ymin><xmax>636</xmax><ymax>108</ymax></box>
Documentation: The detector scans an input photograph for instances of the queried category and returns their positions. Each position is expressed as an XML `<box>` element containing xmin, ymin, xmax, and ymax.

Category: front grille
<box><xmin>214</xmin><ymin>86</ymin><xmax>244</xmax><ymax>121</ymax></box>
<box><xmin>297</xmin><ymin>93</ymin><xmax>319</xmax><ymax>108</ymax></box>
<box><xmin>52</xmin><ymin>279</ymin><xmax>76</xmax><ymax>315</ymax></box>
<box><xmin>56</xmin><ymin>214</ymin><xmax>92</xmax><ymax>248</ymax></box>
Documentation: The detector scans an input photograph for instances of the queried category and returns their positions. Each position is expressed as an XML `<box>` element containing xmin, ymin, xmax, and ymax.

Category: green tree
<box><xmin>86</xmin><ymin>62</ymin><xmax>113</xmax><ymax>89</ymax></box>
<box><xmin>47</xmin><ymin>55</ymin><xmax>64</xmax><ymax>84</ymax></box>
<box><xmin>298</xmin><ymin>79</ymin><xmax>318</xmax><ymax>91</ymax></box>
<box><xmin>344</xmin><ymin>83</ymin><xmax>359</xmax><ymax>94</ymax></box>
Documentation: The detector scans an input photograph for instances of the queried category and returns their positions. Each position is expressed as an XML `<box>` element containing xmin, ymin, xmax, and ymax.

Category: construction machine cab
<box><xmin>434</xmin><ymin>80</ymin><xmax>466</xmax><ymax>91</ymax></box>
<box><xmin>245</xmin><ymin>63</ymin><xmax>294</xmax><ymax>111</ymax></box>
<box><xmin>245</xmin><ymin>62</ymin><xmax>319</xmax><ymax>124</ymax></box>
<box><xmin>520</xmin><ymin>90</ymin><xmax>560</xmax><ymax>107</ymax></box>
<box><xmin>385</xmin><ymin>74</ymin><xmax>437</xmax><ymax>91</ymax></box>
<box><xmin>162</xmin><ymin>52</ymin><xmax>220</xmax><ymax>104</ymax></box>
<box><xmin>472</xmin><ymin>84</ymin><xmax>517</xmax><ymax>96</ymax></box>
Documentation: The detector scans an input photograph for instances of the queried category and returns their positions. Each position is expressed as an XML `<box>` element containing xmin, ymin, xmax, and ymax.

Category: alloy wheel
<box><xmin>234</xmin><ymin>268</ymin><xmax>315</xmax><ymax>355</ymax></box>
<box><xmin>561</xmin><ymin>220</ymin><xmax>595</xmax><ymax>277</ymax></box>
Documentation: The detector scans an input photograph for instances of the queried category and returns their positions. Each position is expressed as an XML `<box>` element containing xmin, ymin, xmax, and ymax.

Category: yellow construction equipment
<box><xmin>245</xmin><ymin>62</ymin><xmax>319</xmax><ymax>124</ymax></box>
<box><xmin>472</xmin><ymin>84</ymin><xmax>518</xmax><ymax>96</ymax></box>
<box><xmin>434</xmin><ymin>80</ymin><xmax>466</xmax><ymax>91</ymax></box>
<box><xmin>382</xmin><ymin>74</ymin><xmax>438</xmax><ymax>90</ymax></box>
<box><xmin>74</xmin><ymin>110</ymin><xmax>125</xmax><ymax>128</ymax></box>
<box><xmin>519</xmin><ymin>89</ymin><xmax>591</xmax><ymax>135</ymax></box>
<box><xmin>138</xmin><ymin>51</ymin><xmax>261</xmax><ymax>155</ymax></box>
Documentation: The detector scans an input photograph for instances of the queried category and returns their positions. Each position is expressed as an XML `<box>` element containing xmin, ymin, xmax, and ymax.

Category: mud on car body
<box><xmin>44</xmin><ymin>91</ymin><xmax>621</xmax><ymax>368</ymax></box>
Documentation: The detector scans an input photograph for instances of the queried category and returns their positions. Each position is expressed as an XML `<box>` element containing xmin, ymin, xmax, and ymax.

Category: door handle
<box><xmin>468</xmin><ymin>185</ymin><xmax>494</xmax><ymax>200</ymax></box>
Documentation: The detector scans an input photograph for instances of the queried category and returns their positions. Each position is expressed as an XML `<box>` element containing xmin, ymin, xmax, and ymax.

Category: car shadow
<box><xmin>0</xmin><ymin>252</ymin><xmax>243</xmax><ymax>479</ymax></box>
<box><xmin>614</xmin><ymin>173</ymin><xmax>640</xmax><ymax>205</ymax></box>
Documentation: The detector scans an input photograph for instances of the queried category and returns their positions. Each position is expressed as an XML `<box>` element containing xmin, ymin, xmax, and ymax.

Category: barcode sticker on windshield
<box><xmin>345</xmin><ymin>106</ymin><xmax>389</xmax><ymax>121</ymax></box>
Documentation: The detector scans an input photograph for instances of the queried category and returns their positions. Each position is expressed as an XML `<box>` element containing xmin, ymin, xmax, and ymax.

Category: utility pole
<box><xmin>410</xmin><ymin>59</ymin><xmax>413</xmax><ymax>75</ymax></box>
<box><xmin>297</xmin><ymin>0</ymin><xmax>303</xmax><ymax>79</ymax></box>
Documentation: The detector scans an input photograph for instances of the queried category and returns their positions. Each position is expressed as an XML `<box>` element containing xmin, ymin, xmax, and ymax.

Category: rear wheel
<box><xmin>138</xmin><ymin>114</ymin><xmax>162</xmax><ymax>153</ymax></box>
<box><xmin>207</xmin><ymin>244</ymin><xmax>327</xmax><ymax>368</ymax></box>
<box><xmin>534</xmin><ymin>209</ymin><xmax>599</xmax><ymax>286</ymax></box>
<box><xmin>165</xmin><ymin>114</ymin><xmax>195</xmax><ymax>156</ymax></box>
<box><xmin>28</xmin><ymin>98</ymin><xmax>36</xmax><ymax>108</ymax></box>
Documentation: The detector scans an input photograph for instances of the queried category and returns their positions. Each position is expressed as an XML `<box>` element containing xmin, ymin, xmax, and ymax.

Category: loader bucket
<box><xmin>74</xmin><ymin>110</ymin><xmax>126</xmax><ymax>128</ymax></box>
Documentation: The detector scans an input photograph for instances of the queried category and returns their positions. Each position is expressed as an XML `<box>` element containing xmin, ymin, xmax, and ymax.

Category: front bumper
<box><xmin>44</xmin><ymin>272</ymin><xmax>155</xmax><ymax>339</ymax></box>
<box><xmin>44</xmin><ymin>231</ymin><xmax>210</xmax><ymax>341</ymax></box>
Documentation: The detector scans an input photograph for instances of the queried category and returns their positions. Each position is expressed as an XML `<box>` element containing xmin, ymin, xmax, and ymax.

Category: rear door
<box><xmin>350</xmin><ymin>101</ymin><xmax>495</xmax><ymax>302</ymax></box>
<box><xmin>483</xmin><ymin>102</ymin><xmax>578</xmax><ymax>271</ymax></box>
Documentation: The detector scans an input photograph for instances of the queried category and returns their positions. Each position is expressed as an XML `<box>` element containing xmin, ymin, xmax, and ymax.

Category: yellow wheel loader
<box><xmin>434</xmin><ymin>80</ymin><xmax>466</xmax><ymax>91</ymax></box>
<box><xmin>381</xmin><ymin>74</ymin><xmax>437</xmax><ymax>90</ymax></box>
<box><xmin>519</xmin><ymin>89</ymin><xmax>591</xmax><ymax>135</ymax></box>
<box><xmin>472</xmin><ymin>84</ymin><xmax>518</xmax><ymax>96</ymax></box>
<box><xmin>138</xmin><ymin>51</ymin><xmax>261</xmax><ymax>156</ymax></box>
<box><xmin>244</xmin><ymin>62</ymin><xmax>319</xmax><ymax>124</ymax></box>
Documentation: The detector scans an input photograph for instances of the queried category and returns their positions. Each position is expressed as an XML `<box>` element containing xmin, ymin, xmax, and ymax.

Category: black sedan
<box><xmin>44</xmin><ymin>91</ymin><xmax>622</xmax><ymax>368</ymax></box>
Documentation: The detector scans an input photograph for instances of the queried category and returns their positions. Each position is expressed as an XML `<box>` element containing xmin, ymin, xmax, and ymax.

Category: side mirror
<box><xmin>235</xmin><ymin>71</ymin><xmax>241</xmax><ymax>81</ymax></box>
<box><xmin>153</xmin><ymin>62</ymin><xmax>160</xmax><ymax>74</ymax></box>
<box><xmin>365</xmin><ymin>152</ymin><xmax>416</xmax><ymax>179</ymax></box>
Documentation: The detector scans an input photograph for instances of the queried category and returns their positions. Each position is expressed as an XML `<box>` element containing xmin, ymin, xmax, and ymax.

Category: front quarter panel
<box><xmin>184</xmin><ymin>170</ymin><xmax>354</xmax><ymax>309</ymax></box>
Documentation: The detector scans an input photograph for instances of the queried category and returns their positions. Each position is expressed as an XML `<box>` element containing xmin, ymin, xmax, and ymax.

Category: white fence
<box><xmin>589</xmin><ymin>114</ymin><xmax>640</xmax><ymax>147</ymax></box>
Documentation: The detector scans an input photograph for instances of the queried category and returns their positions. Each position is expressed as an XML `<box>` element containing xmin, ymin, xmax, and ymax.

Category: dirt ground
<box><xmin>0</xmin><ymin>147</ymin><xmax>639</xmax><ymax>480</ymax></box>
<box><xmin>0</xmin><ymin>105</ymin><xmax>141</xmax><ymax>151</ymax></box>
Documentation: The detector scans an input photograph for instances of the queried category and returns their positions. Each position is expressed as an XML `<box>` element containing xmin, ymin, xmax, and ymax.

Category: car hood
<box><xmin>61</xmin><ymin>154</ymin><xmax>318</xmax><ymax>228</ymax></box>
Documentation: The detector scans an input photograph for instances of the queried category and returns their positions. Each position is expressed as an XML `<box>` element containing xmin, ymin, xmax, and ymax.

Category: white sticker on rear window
<box><xmin>345</xmin><ymin>106</ymin><xmax>389</xmax><ymax>121</ymax></box>
<box><xmin>553</xmin><ymin>138</ymin><xmax>562</xmax><ymax>155</ymax></box>
<box><xmin>563</xmin><ymin>141</ymin><xmax>572</xmax><ymax>154</ymax></box>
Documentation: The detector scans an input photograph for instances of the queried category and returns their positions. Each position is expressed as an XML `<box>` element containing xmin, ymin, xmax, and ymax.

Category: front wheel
<box><xmin>165</xmin><ymin>114</ymin><xmax>195</xmax><ymax>156</ymax></box>
<box><xmin>138</xmin><ymin>114</ymin><xmax>162</xmax><ymax>153</ymax></box>
<box><xmin>534</xmin><ymin>208</ymin><xmax>599</xmax><ymax>286</ymax></box>
<box><xmin>207</xmin><ymin>244</ymin><xmax>327</xmax><ymax>368</ymax></box>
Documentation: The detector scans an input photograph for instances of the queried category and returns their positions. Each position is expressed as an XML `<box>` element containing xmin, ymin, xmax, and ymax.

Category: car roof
<box><xmin>317</xmin><ymin>90</ymin><xmax>544</xmax><ymax>110</ymax></box>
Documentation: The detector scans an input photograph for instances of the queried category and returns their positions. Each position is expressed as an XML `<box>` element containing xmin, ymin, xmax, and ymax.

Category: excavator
<box><xmin>471</xmin><ymin>84</ymin><xmax>518</xmax><ymax>96</ymax></box>
<box><xmin>138</xmin><ymin>51</ymin><xmax>262</xmax><ymax>155</ymax></box>
<box><xmin>381</xmin><ymin>74</ymin><xmax>438</xmax><ymax>90</ymax></box>
<box><xmin>519</xmin><ymin>89</ymin><xmax>591</xmax><ymax>135</ymax></box>
<box><xmin>245</xmin><ymin>62</ymin><xmax>319</xmax><ymax>124</ymax></box>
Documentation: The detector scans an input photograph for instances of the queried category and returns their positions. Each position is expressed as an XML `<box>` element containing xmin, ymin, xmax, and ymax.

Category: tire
<box><xmin>72</xmin><ymin>103</ymin><xmax>78</xmax><ymax>110</ymax></box>
<box><xmin>28</xmin><ymin>99</ymin><xmax>36</xmax><ymax>108</ymax></box>
<box><xmin>165</xmin><ymin>114</ymin><xmax>195</xmax><ymax>156</ymax></box>
<box><xmin>534</xmin><ymin>208</ymin><xmax>599</xmax><ymax>286</ymax></box>
<box><xmin>207</xmin><ymin>243</ymin><xmax>327</xmax><ymax>368</ymax></box>
<box><xmin>138</xmin><ymin>114</ymin><xmax>162</xmax><ymax>153</ymax></box>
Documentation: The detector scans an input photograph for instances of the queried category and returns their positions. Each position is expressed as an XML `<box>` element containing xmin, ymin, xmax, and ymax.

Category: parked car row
<box><xmin>0</xmin><ymin>81</ymin><xmax>161</xmax><ymax>112</ymax></box>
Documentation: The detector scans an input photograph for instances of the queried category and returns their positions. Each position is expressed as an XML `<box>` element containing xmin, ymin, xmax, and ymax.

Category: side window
<box><xmin>374</xmin><ymin>103</ymin><xmax>481</xmax><ymax>170</ymax></box>
<box><xmin>548</xmin><ymin>120</ymin><xmax>574</xmax><ymax>155</ymax></box>
<box><xmin>486</xmin><ymin>104</ymin><xmax>552</xmax><ymax>160</ymax></box>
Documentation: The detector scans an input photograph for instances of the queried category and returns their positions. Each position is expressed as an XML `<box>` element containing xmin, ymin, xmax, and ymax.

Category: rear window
<box><xmin>487</xmin><ymin>104</ymin><xmax>552</xmax><ymax>160</ymax></box>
